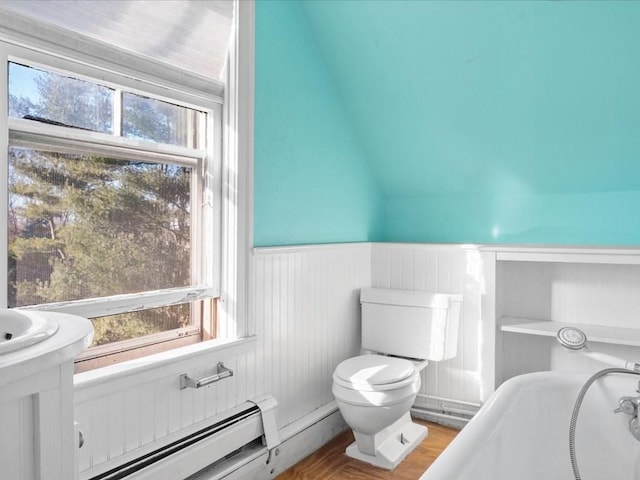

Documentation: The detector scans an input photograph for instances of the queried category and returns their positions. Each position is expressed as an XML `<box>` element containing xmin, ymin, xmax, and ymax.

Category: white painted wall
<box><xmin>371</xmin><ymin>244</ymin><xmax>492</xmax><ymax>404</ymax></box>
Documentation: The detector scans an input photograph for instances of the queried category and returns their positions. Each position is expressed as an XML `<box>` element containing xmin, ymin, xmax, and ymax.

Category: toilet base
<box><xmin>345</xmin><ymin>413</ymin><xmax>428</xmax><ymax>470</ymax></box>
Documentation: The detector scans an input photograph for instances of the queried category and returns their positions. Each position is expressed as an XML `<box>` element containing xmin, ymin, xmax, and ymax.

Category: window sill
<box><xmin>73</xmin><ymin>335</ymin><xmax>257</xmax><ymax>392</ymax></box>
<box><xmin>74</xmin><ymin>329</ymin><xmax>203</xmax><ymax>373</ymax></box>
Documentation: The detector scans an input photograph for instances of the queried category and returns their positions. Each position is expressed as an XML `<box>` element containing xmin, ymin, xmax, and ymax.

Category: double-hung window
<box><xmin>1</xmin><ymin>39</ymin><xmax>223</xmax><ymax>370</ymax></box>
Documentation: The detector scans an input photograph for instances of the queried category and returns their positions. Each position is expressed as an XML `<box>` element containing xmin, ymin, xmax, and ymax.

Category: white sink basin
<box><xmin>0</xmin><ymin>310</ymin><xmax>60</xmax><ymax>354</ymax></box>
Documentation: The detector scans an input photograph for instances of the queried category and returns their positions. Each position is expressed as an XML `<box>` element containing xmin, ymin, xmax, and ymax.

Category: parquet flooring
<box><xmin>276</xmin><ymin>419</ymin><xmax>458</xmax><ymax>480</ymax></box>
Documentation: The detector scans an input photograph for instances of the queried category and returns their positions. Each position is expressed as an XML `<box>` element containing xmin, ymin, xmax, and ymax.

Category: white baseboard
<box><xmin>190</xmin><ymin>402</ymin><xmax>347</xmax><ymax>480</ymax></box>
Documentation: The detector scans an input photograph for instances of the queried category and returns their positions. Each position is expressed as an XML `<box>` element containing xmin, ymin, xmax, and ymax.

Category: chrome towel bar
<box><xmin>180</xmin><ymin>361</ymin><xmax>233</xmax><ymax>389</ymax></box>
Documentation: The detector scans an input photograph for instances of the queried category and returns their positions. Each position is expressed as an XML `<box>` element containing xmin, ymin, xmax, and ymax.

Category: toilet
<box><xmin>332</xmin><ymin>287</ymin><xmax>463</xmax><ymax>470</ymax></box>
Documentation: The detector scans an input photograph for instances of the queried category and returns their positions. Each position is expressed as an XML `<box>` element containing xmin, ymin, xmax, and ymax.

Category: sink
<box><xmin>0</xmin><ymin>310</ymin><xmax>60</xmax><ymax>354</ymax></box>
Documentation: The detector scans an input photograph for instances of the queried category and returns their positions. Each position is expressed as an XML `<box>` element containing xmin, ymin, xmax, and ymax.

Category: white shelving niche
<box><xmin>489</xmin><ymin>246</ymin><xmax>640</xmax><ymax>387</ymax></box>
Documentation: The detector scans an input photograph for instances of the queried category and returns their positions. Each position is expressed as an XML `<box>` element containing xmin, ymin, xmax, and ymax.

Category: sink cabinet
<box><xmin>0</xmin><ymin>312</ymin><xmax>92</xmax><ymax>480</ymax></box>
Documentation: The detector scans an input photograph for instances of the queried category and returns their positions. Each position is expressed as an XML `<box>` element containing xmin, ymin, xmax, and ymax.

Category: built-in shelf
<box><xmin>500</xmin><ymin>316</ymin><xmax>640</xmax><ymax>348</ymax></box>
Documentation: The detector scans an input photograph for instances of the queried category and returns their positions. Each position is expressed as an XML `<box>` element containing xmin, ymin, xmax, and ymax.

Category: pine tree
<box><xmin>8</xmin><ymin>67</ymin><xmax>193</xmax><ymax>345</ymax></box>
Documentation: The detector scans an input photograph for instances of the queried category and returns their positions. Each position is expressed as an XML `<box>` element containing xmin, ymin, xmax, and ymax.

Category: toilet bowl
<box><xmin>332</xmin><ymin>288</ymin><xmax>462</xmax><ymax>470</ymax></box>
<box><xmin>332</xmin><ymin>354</ymin><xmax>427</xmax><ymax>469</ymax></box>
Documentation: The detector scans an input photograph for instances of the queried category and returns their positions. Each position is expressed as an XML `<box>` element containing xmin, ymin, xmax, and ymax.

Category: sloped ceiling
<box><xmin>300</xmin><ymin>1</ymin><xmax>640</xmax><ymax>198</ymax></box>
<box><xmin>0</xmin><ymin>0</ymin><xmax>233</xmax><ymax>79</ymax></box>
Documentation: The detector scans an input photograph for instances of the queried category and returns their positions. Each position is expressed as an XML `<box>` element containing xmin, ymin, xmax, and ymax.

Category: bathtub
<box><xmin>421</xmin><ymin>371</ymin><xmax>640</xmax><ymax>480</ymax></box>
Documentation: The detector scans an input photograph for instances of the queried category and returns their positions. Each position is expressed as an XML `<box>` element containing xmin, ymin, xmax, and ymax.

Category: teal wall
<box><xmin>383</xmin><ymin>191</ymin><xmax>640</xmax><ymax>245</ymax></box>
<box><xmin>256</xmin><ymin>1</ymin><xmax>640</xmax><ymax>246</ymax></box>
<box><xmin>254</xmin><ymin>0</ymin><xmax>382</xmax><ymax>247</ymax></box>
<box><xmin>301</xmin><ymin>1</ymin><xmax>640</xmax><ymax>245</ymax></box>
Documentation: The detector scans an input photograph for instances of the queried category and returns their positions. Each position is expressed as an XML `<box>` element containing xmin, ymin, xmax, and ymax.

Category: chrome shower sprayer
<box><xmin>556</xmin><ymin>327</ymin><xmax>640</xmax><ymax>372</ymax></box>
<box><xmin>557</xmin><ymin>327</ymin><xmax>588</xmax><ymax>351</ymax></box>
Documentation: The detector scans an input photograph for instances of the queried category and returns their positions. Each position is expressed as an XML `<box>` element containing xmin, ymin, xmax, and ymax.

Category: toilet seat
<box><xmin>332</xmin><ymin>355</ymin><xmax>421</xmax><ymax>407</ymax></box>
<box><xmin>333</xmin><ymin>379</ymin><xmax>420</xmax><ymax>407</ymax></box>
<box><xmin>335</xmin><ymin>354</ymin><xmax>415</xmax><ymax>388</ymax></box>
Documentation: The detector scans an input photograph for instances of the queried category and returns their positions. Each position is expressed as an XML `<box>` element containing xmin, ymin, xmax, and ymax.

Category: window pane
<box><xmin>122</xmin><ymin>92</ymin><xmax>201</xmax><ymax>148</ymax></box>
<box><xmin>8</xmin><ymin>62</ymin><xmax>113</xmax><ymax>133</ymax></box>
<box><xmin>8</xmin><ymin>146</ymin><xmax>191</xmax><ymax>307</ymax></box>
<box><xmin>90</xmin><ymin>303</ymin><xmax>192</xmax><ymax>347</ymax></box>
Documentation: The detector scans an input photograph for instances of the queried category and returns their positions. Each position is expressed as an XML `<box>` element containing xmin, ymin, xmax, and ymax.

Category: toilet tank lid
<box><xmin>360</xmin><ymin>288</ymin><xmax>461</xmax><ymax>309</ymax></box>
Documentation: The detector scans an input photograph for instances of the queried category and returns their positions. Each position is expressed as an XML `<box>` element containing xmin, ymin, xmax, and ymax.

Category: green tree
<box><xmin>8</xmin><ymin>68</ymin><xmax>193</xmax><ymax>346</ymax></box>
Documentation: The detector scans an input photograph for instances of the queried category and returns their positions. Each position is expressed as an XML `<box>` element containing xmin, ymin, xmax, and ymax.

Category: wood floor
<box><xmin>276</xmin><ymin>419</ymin><xmax>458</xmax><ymax>480</ymax></box>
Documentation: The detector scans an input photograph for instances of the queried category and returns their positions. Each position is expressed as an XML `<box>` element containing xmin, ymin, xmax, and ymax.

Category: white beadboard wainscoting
<box><xmin>371</xmin><ymin>243</ymin><xmax>493</xmax><ymax>415</ymax></box>
<box><xmin>66</xmin><ymin>243</ymin><xmax>640</xmax><ymax>479</ymax></box>
<box><xmin>73</xmin><ymin>242</ymin><xmax>640</xmax><ymax>479</ymax></box>
<box><xmin>251</xmin><ymin>243</ymin><xmax>371</xmax><ymax>427</ymax></box>
<box><xmin>72</xmin><ymin>243</ymin><xmax>372</xmax><ymax>479</ymax></box>
<box><xmin>69</xmin><ymin>242</ymin><xmax>640</xmax><ymax>479</ymax></box>
<box><xmin>252</xmin><ymin>242</ymin><xmax>491</xmax><ymax>425</ymax></box>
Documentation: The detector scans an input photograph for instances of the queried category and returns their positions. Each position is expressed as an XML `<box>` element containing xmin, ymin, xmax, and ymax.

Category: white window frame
<box><xmin>221</xmin><ymin>0</ymin><xmax>255</xmax><ymax>340</ymax></box>
<box><xmin>0</xmin><ymin>0</ymin><xmax>255</xmax><ymax>364</ymax></box>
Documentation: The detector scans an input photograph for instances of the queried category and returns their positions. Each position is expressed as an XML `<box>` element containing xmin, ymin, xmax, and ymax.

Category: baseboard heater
<box><xmin>87</xmin><ymin>395</ymin><xmax>279</xmax><ymax>480</ymax></box>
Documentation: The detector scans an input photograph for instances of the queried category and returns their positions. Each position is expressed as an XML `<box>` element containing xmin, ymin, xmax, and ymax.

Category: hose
<box><xmin>569</xmin><ymin>368</ymin><xmax>640</xmax><ymax>480</ymax></box>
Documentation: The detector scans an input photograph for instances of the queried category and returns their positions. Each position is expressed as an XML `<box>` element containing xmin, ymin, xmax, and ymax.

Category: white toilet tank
<box><xmin>360</xmin><ymin>288</ymin><xmax>462</xmax><ymax>361</ymax></box>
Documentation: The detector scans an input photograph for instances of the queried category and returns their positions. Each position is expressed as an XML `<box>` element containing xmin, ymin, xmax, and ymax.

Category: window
<box><xmin>2</xmin><ymin>43</ymin><xmax>223</xmax><ymax>370</ymax></box>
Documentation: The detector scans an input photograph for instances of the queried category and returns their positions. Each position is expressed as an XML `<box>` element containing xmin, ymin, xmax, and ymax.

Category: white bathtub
<box><xmin>421</xmin><ymin>371</ymin><xmax>640</xmax><ymax>480</ymax></box>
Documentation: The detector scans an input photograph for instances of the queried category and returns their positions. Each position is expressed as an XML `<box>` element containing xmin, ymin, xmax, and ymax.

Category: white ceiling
<box><xmin>0</xmin><ymin>0</ymin><xmax>233</xmax><ymax>79</ymax></box>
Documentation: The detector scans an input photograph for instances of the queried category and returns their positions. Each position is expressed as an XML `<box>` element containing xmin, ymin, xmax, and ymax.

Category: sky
<box><xmin>8</xmin><ymin>62</ymin><xmax>42</xmax><ymax>101</ymax></box>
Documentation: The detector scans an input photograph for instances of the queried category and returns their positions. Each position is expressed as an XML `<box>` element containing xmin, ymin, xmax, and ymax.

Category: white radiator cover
<box><xmin>86</xmin><ymin>396</ymin><xmax>278</xmax><ymax>480</ymax></box>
